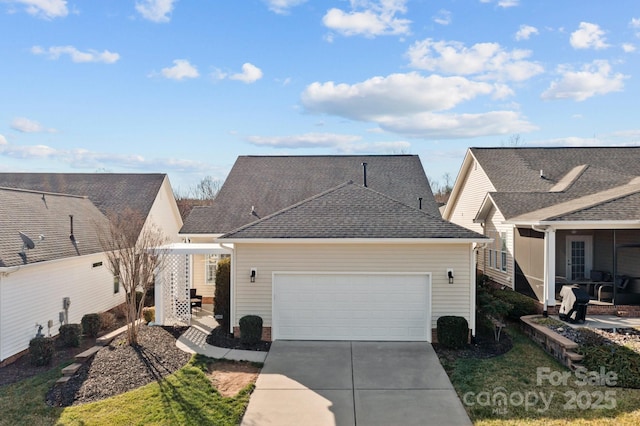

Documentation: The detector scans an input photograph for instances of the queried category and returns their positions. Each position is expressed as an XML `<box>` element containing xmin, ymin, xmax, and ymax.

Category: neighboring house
<box><xmin>444</xmin><ymin>147</ymin><xmax>640</xmax><ymax>313</ymax></box>
<box><xmin>0</xmin><ymin>173</ymin><xmax>182</xmax><ymax>365</ymax></box>
<box><xmin>167</xmin><ymin>155</ymin><xmax>488</xmax><ymax>342</ymax></box>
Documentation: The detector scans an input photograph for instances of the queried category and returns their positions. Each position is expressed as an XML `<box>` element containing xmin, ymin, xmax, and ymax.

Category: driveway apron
<box><xmin>241</xmin><ymin>341</ymin><xmax>472</xmax><ymax>426</ymax></box>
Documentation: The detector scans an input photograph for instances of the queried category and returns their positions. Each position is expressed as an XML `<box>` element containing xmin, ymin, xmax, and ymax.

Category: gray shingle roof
<box><xmin>181</xmin><ymin>155</ymin><xmax>439</xmax><ymax>234</ymax></box>
<box><xmin>221</xmin><ymin>182</ymin><xmax>487</xmax><ymax>240</ymax></box>
<box><xmin>0</xmin><ymin>188</ymin><xmax>109</xmax><ymax>267</ymax></box>
<box><xmin>471</xmin><ymin>147</ymin><xmax>640</xmax><ymax>221</ymax></box>
<box><xmin>0</xmin><ymin>173</ymin><xmax>166</xmax><ymax>218</ymax></box>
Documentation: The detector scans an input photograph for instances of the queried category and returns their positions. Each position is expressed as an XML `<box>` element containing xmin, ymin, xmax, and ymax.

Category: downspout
<box><xmin>219</xmin><ymin>243</ymin><xmax>235</xmax><ymax>334</ymax></box>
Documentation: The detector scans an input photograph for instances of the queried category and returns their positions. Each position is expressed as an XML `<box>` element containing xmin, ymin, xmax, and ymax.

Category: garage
<box><xmin>272</xmin><ymin>273</ymin><xmax>431</xmax><ymax>341</ymax></box>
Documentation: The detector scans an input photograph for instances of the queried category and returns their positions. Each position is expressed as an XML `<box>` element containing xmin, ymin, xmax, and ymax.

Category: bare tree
<box><xmin>502</xmin><ymin>133</ymin><xmax>525</xmax><ymax>147</ymax></box>
<box><xmin>98</xmin><ymin>208</ymin><xmax>169</xmax><ymax>346</ymax></box>
<box><xmin>173</xmin><ymin>176</ymin><xmax>223</xmax><ymax>220</ymax></box>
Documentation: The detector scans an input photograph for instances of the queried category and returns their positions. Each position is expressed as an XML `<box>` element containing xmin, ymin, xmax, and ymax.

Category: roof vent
<box><xmin>250</xmin><ymin>206</ymin><xmax>260</xmax><ymax>219</ymax></box>
<box><xmin>361</xmin><ymin>162</ymin><xmax>368</xmax><ymax>187</ymax></box>
<box><xmin>540</xmin><ymin>169</ymin><xmax>545</xmax><ymax>179</ymax></box>
<box><xmin>69</xmin><ymin>215</ymin><xmax>75</xmax><ymax>242</ymax></box>
<box><xmin>418</xmin><ymin>197</ymin><xmax>423</xmax><ymax>210</ymax></box>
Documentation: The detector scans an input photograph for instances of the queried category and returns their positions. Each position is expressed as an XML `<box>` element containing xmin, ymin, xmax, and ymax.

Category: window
<box><xmin>500</xmin><ymin>232</ymin><xmax>508</xmax><ymax>272</ymax></box>
<box><xmin>487</xmin><ymin>231</ymin><xmax>508</xmax><ymax>272</ymax></box>
<box><xmin>205</xmin><ymin>254</ymin><xmax>230</xmax><ymax>284</ymax></box>
<box><xmin>113</xmin><ymin>275</ymin><xmax>120</xmax><ymax>294</ymax></box>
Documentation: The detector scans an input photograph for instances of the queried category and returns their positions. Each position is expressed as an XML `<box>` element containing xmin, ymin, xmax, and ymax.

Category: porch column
<box><xmin>543</xmin><ymin>228</ymin><xmax>557</xmax><ymax>315</ymax></box>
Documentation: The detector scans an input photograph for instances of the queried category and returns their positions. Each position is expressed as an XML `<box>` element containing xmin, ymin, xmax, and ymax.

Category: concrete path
<box><xmin>552</xmin><ymin>314</ymin><xmax>640</xmax><ymax>330</ymax></box>
<box><xmin>241</xmin><ymin>341</ymin><xmax>472</xmax><ymax>426</ymax></box>
<box><xmin>175</xmin><ymin>316</ymin><xmax>267</xmax><ymax>363</ymax></box>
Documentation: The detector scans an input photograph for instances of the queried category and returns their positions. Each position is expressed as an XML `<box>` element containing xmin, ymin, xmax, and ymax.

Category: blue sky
<box><xmin>1</xmin><ymin>0</ymin><xmax>639</xmax><ymax>192</ymax></box>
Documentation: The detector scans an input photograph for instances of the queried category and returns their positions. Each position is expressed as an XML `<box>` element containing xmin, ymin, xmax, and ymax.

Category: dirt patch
<box><xmin>206</xmin><ymin>361</ymin><xmax>260</xmax><ymax>397</ymax></box>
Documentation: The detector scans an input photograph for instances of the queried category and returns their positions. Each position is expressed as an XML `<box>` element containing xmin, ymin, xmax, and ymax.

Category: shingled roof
<box><xmin>0</xmin><ymin>173</ymin><xmax>166</xmax><ymax>218</ymax></box>
<box><xmin>181</xmin><ymin>155</ymin><xmax>438</xmax><ymax>234</ymax></box>
<box><xmin>221</xmin><ymin>182</ymin><xmax>487</xmax><ymax>240</ymax></box>
<box><xmin>470</xmin><ymin>147</ymin><xmax>640</xmax><ymax>222</ymax></box>
<box><xmin>0</xmin><ymin>188</ymin><xmax>109</xmax><ymax>267</ymax></box>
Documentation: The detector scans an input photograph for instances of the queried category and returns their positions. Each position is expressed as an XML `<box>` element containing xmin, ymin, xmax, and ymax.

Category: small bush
<box><xmin>142</xmin><ymin>307</ymin><xmax>155</xmax><ymax>323</ymax></box>
<box><xmin>214</xmin><ymin>258</ymin><xmax>231</xmax><ymax>330</ymax></box>
<box><xmin>99</xmin><ymin>312</ymin><xmax>116</xmax><ymax>331</ymax></box>
<box><xmin>492</xmin><ymin>289</ymin><xmax>537</xmax><ymax>320</ymax></box>
<box><xmin>59</xmin><ymin>324</ymin><xmax>82</xmax><ymax>347</ymax></box>
<box><xmin>239</xmin><ymin>315</ymin><xmax>263</xmax><ymax>345</ymax></box>
<box><xmin>112</xmin><ymin>302</ymin><xmax>128</xmax><ymax>320</ymax></box>
<box><xmin>29</xmin><ymin>337</ymin><xmax>55</xmax><ymax>366</ymax></box>
<box><xmin>437</xmin><ymin>316</ymin><xmax>469</xmax><ymax>349</ymax></box>
<box><xmin>577</xmin><ymin>331</ymin><xmax>640</xmax><ymax>389</ymax></box>
<box><xmin>81</xmin><ymin>313</ymin><xmax>101</xmax><ymax>337</ymax></box>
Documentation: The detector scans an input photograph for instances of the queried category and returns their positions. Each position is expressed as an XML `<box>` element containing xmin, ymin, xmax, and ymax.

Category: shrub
<box><xmin>239</xmin><ymin>315</ymin><xmax>263</xmax><ymax>345</ymax></box>
<box><xmin>437</xmin><ymin>316</ymin><xmax>469</xmax><ymax>349</ymax></box>
<box><xmin>81</xmin><ymin>313</ymin><xmax>101</xmax><ymax>337</ymax></box>
<box><xmin>29</xmin><ymin>337</ymin><xmax>55</xmax><ymax>366</ymax></box>
<box><xmin>59</xmin><ymin>324</ymin><xmax>82</xmax><ymax>347</ymax></box>
<box><xmin>143</xmin><ymin>307</ymin><xmax>155</xmax><ymax>323</ymax></box>
<box><xmin>112</xmin><ymin>302</ymin><xmax>128</xmax><ymax>320</ymax></box>
<box><xmin>492</xmin><ymin>289</ymin><xmax>537</xmax><ymax>320</ymax></box>
<box><xmin>99</xmin><ymin>312</ymin><xmax>116</xmax><ymax>331</ymax></box>
<box><xmin>578</xmin><ymin>331</ymin><xmax>640</xmax><ymax>389</ymax></box>
<box><xmin>214</xmin><ymin>257</ymin><xmax>231</xmax><ymax>330</ymax></box>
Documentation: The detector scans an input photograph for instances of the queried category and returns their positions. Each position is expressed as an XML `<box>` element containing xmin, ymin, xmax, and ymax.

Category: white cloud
<box><xmin>515</xmin><ymin>25</ymin><xmax>538</xmax><ymax>41</ymax></box>
<box><xmin>541</xmin><ymin>60</ymin><xmax>627</xmax><ymax>101</ymax></box>
<box><xmin>631</xmin><ymin>17</ymin><xmax>640</xmax><ymax>33</ymax></box>
<box><xmin>322</xmin><ymin>0</ymin><xmax>411</xmax><ymax>38</ymax></box>
<box><xmin>0</xmin><ymin>134</ymin><xmax>7</xmax><ymax>145</ymax></box>
<box><xmin>8</xmin><ymin>0</ymin><xmax>68</xmax><ymax>19</ymax></box>
<box><xmin>480</xmin><ymin>0</ymin><xmax>519</xmax><ymax>7</ymax></box>
<box><xmin>622</xmin><ymin>43</ymin><xmax>636</xmax><ymax>53</ymax></box>
<box><xmin>407</xmin><ymin>39</ymin><xmax>543</xmax><ymax>82</ymax></box>
<box><xmin>135</xmin><ymin>0</ymin><xmax>176</xmax><ymax>23</ymax></box>
<box><xmin>301</xmin><ymin>72</ymin><xmax>535</xmax><ymax>139</ymax></box>
<box><xmin>433</xmin><ymin>9</ymin><xmax>451</xmax><ymax>26</ymax></box>
<box><xmin>570</xmin><ymin>22</ymin><xmax>609</xmax><ymax>50</ymax></box>
<box><xmin>10</xmin><ymin>117</ymin><xmax>57</xmax><ymax>133</ymax></box>
<box><xmin>31</xmin><ymin>45</ymin><xmax>120</xmax><ymax>64</ymax></box>
<box><xmin>160</xmin><ymin>59</ymin><xmax>199</xmax><ymax>80</ymax></box>
<box><xmin>302</xmin><ymin>72</ymin><xmax>495</xmax><ymax>120</ymax></box>
<box><xmin>263</xmin><ymin>0</ymin><xmax>307</xmax><ymax>14</ymax></box>
<box><xmin>230</xmin><ymin>63</ymin><xmax>263</xmax><ymax>83</ymax></box>
<box><xmin>247</xmin><ymin>132</ymin><xmax>410</xmax><ymax>153</ymax></box>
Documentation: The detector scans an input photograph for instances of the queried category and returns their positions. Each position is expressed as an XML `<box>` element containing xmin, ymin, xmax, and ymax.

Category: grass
<box><xmin>442</xmin><ymin>325</ymin><xmax>640</xmax><ymax>425</ymax></box>
<box><xmin>0</xmin><ymin>355</ymin><xmax>255</xmax><ymax>426</ymax></box>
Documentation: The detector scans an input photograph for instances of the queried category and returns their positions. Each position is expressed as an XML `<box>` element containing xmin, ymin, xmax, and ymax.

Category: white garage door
<box><xmin>273</xmin><ymin>273</ymin><xmax>431</xmax><ymax>341</ymax></box>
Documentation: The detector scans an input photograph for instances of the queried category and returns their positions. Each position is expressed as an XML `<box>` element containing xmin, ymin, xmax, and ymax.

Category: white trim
<box><xmin>565</xmin><ymin>235</ymin><xmax>593</xmax><ymax>282</ymax></box>
<box><xmin>470</xmin><ymin>246</ymin><xmax>476</xmax><ymax>337</ymax></box>
<box><xmin>271</xmin><ymin>271</ymin><xmax>432</xmax><ymax>342</ymax></box>
<box><xmin>153</xmin><ymin>243</ymin><xmax>233</xmax><ymax>254</ymax></box>
<box><xmin>218</xmin><ymin>238</ymin><xmax>490</xmax><ymax>244</ymax></box>
<box><xmin>504</xmin><ymin>220</ymin><xmax>640</xmax><ymax>228</ymax></box>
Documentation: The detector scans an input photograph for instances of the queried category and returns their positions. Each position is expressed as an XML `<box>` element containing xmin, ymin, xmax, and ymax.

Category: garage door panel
<box><xmin>274</xmin><ymin>273</ymin><xmax>430</xmax><ymax>341</ymax></box>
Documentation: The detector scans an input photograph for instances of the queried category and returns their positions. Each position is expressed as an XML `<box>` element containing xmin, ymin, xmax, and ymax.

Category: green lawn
<box><xmin>0</xmin><ymin>355</ymin><xmax>254</xmax><ymax>426</ymax></box>
<box><xmin>442</xmin><ymin>326</ymin><xmax>640</xmax><ymax>425</ymax></box>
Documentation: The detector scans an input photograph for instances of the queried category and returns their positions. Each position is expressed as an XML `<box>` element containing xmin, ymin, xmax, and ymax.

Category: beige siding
<box><xmin>146</xmin><ymin>177</ymin><xmax>183</xmax><ymax>243</ymax></box>
<box><xmin>482</xmin><ymin>207</ymin><xmax>514</xmax><ymax>288</ymax></box>
<box><xmin>191</xmin><ymin>254</ymin><xmax>215</xmax><ymax>298</ymax></box>
<box><xmin>1</xmin><ymin>253</ymin><xmax>125</xmax><ymax>362</ymax></box>
<box><xmin>233</xmin><ymin>243</ymin><xmax>473</xmax><ymax>332</ymax></box>
<box><xmin>446</xmin><ymin>158</ymin><xmax>495</xmax><ymax>234</ymax></box>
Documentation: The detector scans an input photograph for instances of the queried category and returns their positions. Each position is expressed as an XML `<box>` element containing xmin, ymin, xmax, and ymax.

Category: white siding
<box><xmin>1</xmin><ymin>253</ymin><xmax>125</xmax><ymax>362</ymax></box>
<box><xmin>446</xmin><ymin>158</ymin><xmax>495</xmax><ymax>234</ymax></box>
<box><xmin>232</xmin><ymin>243</ymin><xmax>473</xmax><ymax>333</ymax></box>
<box><xmin>482</xmin><ymin>207</ymin><xmax>515</xmax><ymax>288</ymax></box>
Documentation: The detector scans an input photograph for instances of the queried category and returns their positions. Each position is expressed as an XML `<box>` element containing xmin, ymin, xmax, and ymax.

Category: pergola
<box><xmin>153</xmin><ymin>243</ymin><xmax>232</xmax><ymax>325</ymax></box>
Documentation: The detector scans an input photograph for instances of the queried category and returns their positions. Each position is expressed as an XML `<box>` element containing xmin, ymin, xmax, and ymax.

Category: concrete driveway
<box><xmin>241</xmin><ymin>341</ymin><xmax>471</xmax><ymax>426</ymax></box>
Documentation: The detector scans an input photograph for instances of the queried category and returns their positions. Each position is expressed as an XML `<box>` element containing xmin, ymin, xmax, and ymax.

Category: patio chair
<box><xmin>596</xmin><ymin>276</ymin><xmax>630</xmax><ymax>302</ymax></box>
<box><xmin>190</xmin><ymin>288</ymin><xmax>203</xmax><ymax>313</ymax></box>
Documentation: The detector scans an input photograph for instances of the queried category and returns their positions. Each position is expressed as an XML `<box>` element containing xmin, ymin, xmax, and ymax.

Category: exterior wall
<box><xmin>481</xmin><ymin>207</ymin><xmax>514</xmax><ymax>288</ymax></box>
<box><xmin>513</xmin><ymin>227</ymin><xmax>545</xmax><ymax>301</ymax></box>
<box><xmin>146</xmin><ymin>177</ymin><xmax>183</xmax><ymax>243</ymax></box>
<box><xmin>445</xmin><ymin>157</ymin><xmax>496</xmax><ymax>234</ymax></box>
<box><xmin>0</xmin><ymin>253</ymin><xmax>125</xmax><ymax>363</ymax></box>
<box><xmin>232</xmin><ymin>243</ymin><xmax>473</xmax><ymax>335</ymax></box>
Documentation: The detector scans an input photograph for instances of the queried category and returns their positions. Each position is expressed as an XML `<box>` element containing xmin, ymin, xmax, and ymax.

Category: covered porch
<box><xmin>513</xmin><ymin>225</ymin><xmax>640</xmax><ymax>314</ymax></box>
<box><xmin>154</xmin><ymin>243</ymin><xmax>232</xmax><ymax>326</ymax></box>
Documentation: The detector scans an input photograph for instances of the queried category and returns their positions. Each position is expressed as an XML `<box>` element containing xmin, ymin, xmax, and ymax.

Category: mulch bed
<box><xmin>433</xmin><ymin>328</ymin><xmax>513</xmax><ymax>363</ymax></box>
<box><xmin>538</xmin><ymin>320</ymin><xmax>640</xmax><ymax>354</ymax></box>
<box><xmin>46</xmin><ymin>325</ymin><xmax>190</xmax><ymax>407</ymax></box>
<box><xmin>206</xmin><ymin>326</ymin><xmax>271</xmax><ymax>352</ymax></box>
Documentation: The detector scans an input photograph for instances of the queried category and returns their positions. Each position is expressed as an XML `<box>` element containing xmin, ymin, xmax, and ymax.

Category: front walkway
<box><xmin>241</xmin><ymin>341</ymin><xmax>472</xmax><ymax>426</ymax></box>
<box><xmin>175</xmin><ymin>315</ymin><xmax>267</xmax><ymax>363</ymax></box>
